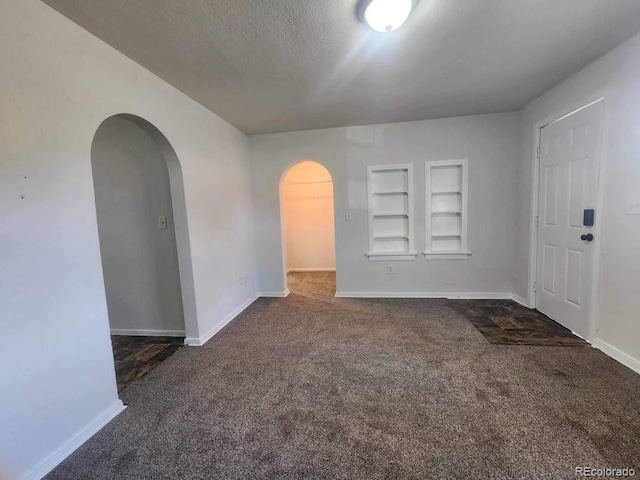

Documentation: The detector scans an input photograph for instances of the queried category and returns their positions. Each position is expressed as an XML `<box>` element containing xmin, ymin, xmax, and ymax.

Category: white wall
<box><xmin>251</xmin><ymin>113</ymin><xmax>519</xmax><ymax>296</ymax></box>
<box><xmin>92</xmin><ymin>116</ymin><xmax>184</xmax><ymax>334</ymax></box>
<box><xmin>282</xmin><ymin>161</ymin><xmax>336</xmax><ymax>272</ymax></box>
<box><xmin>514</xmin><ymin>32</ymin><xmax>640</xmax><ymax>368</ymax></box>
<box><xmin>0</xmin><ymin>1</ymin><xmax>256</xmax><ymax>478</ymax></box>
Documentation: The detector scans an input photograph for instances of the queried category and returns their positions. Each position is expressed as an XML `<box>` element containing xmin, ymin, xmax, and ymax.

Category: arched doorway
<box><xmin>91</xmin><ymin>114</ymin><xmax>196</xmax><ymax>391</ymax></box>
<box><xmin>280</xmin><ymin>161</ymin><xmax>336</xmax><ymax>296</ymax></box>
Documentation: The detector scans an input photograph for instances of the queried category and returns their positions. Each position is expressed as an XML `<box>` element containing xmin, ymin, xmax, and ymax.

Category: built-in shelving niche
<box><xmin>366</xmin><ymin>164</ymin><xmax>417</xmax><ymax>261</ymax></box>
<box><xmin>425</xmin><ymin>160</ymin><xmax>471</xmax><ymax>260</ymax></box>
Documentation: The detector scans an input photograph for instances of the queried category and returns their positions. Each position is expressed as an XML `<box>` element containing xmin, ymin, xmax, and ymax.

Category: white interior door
<box><xmin>536</xmin><ymin>100</ymin><xmax>603</xmax><ymax>338</ymax></box>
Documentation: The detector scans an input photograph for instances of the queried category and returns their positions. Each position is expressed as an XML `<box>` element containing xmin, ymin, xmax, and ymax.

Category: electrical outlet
<box><xmin>158</xmin><ymin>216</ymin><xmax>168</xmax><ymax>230</ymax></box>
<box><xmin>387</xmin><ymin>265</ymin><xmax>395</xmax><ymax>275</ymax></box>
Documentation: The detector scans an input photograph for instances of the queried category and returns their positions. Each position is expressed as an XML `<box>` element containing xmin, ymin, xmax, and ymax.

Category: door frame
<box><xmin>527</xmin><ymin>94</ymin><xmax>609</xmax><ymax>342</ymax></box>
<box><xmin>92</xmin><ymin>113</ymin><xmax>199</xmax><ymax>343</ymax></box>
<box><xmin>278</xmin><ymin>160</ymin><xmax>338</xmax><ymax>294</ymax></box>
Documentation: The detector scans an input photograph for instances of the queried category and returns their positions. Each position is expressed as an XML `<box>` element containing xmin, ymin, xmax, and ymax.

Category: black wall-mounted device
<box><xmin>583</xmin><ymin>209</ymin><xmax>595</xmax><ymax>227</ymax></box>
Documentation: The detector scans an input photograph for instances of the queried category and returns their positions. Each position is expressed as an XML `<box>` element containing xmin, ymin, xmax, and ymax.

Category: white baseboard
<box><xmin>109</xmin><ymin>328</ymin><xmax>186</xmax><ymax>337</ymax></box>
<box><xmin>334</xmin><ymin>291</ymin><xmax>513</xmax><ymax>299</ymax></box>
<box><xmin>25</xmin><ymin>400</ymin><xmax>126</xmax><ymax>480</ymax></box>
<box><xmin>287</xmin><ymin>268</ymin><xmax>336</xmax><ymax>273</ymax></box>
<box><xmin>511</xmin><ymin>293</ymin><xmax>531</xmax><ymax>308</ymax></box>
<box><xmin>592</xmin><ymin>339</ymin><xmax>640</xmax><ymax>375</ymax></box>
<box><xmin>185</xmin><ymin>293</ymin><xmax>259</xmax><ymax>347</ymax></box>
<box><xmin>259</xmin><ymin>289</ymin><xmax>290</xmax><ymax>298</ymax></box>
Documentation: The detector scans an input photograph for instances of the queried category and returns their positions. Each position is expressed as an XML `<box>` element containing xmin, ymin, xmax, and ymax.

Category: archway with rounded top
<box><xmin>279</xmin><ymin>160</ymin><xmax>337</xmax><ymax>296</ymax></box>
<box><xmin>91</xmin><ymin>114</ymin><xmax>198</xmax><ymax>357</ymax></box>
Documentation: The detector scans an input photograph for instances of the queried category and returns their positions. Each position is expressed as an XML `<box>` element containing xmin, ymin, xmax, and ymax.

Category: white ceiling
<box><xmin>42</xmin><ymin>0</ymin><xmax>640</xmax><ymax>135</ymax></box>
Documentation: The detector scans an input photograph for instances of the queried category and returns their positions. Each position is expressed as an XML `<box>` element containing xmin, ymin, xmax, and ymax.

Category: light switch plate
<box><xmin>345</xmin><ymin>212</ymin><xmax>352</xmax><ymax>221</ymax></box>
<box><xmin>158</xmin><ymin>216</ymin><xmax>168</xmax><ymax>229</ymax></box>
<box><xmin>628</xmin><ymin>195</ymin><xmax>640</xmax><ymax>215</ymax></box>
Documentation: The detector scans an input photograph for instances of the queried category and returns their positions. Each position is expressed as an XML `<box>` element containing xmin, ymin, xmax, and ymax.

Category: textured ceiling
<box><xmin>42</xmin><ymin>0</ymin><xmax>640</xmax><ymax>135</ymax></box>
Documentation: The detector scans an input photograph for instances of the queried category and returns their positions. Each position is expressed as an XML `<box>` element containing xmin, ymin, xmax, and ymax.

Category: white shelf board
<box><xmin>373</xmin><ymin>213</ymin><xmax>409</xmax><ymax>219</ymax></box>
<box><xmin>372</xmin><ymin>191</ymin><xmax>408</xmax><ymax>196</ymax></box>
<box><xmin>366</xmin><ymin>251</ymin><xmax>418</xmax><ymax>262</ymax></box>
<box><xmin>424</xmin><ymin>251</ymin><xmax>471</xmax><ymax>260</ymax></box>
<box><xmin>371</xmin><ymin>167</ymin><xmax>410</xmax><ymax>173</ymax></box>
<box><xmin>373</xmin><ymin>235</ymin><xmax>409</xmax><ymax>240</ymax></box>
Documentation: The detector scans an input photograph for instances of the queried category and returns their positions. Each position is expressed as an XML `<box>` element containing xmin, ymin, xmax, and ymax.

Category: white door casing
<box><xmin>536</xmin><ymin>100</ymin><xmax>603</xmax><ymax>338</ymax></box>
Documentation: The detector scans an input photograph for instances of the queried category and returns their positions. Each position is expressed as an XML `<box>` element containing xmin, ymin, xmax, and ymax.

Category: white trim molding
<box><xmin>259</xmin><ymin>289</ymin><xmax>290</xmax><ymax>298</ymax></box>
<box><xmin>109</xmin><ymin>328</ymin><xmax>186</xmax><ymax>337</ymax></box>
<box><xmin>286</xmin><ymin>268</ymin><xmax>335</xmax><ymax>273</ymax></box>
<box><xmin>185</xmin><ymin>294</ymin><xmax>259</xmax><ymax>346</ymax></box>
<box><xmin>25</xmin><ymin>400</ymin><xmax>126</xmax><ymax>480</ymax></box>
<box><xmin>592</xmin><ymin>339</ymin><xmax>640</xmax><ymax>375</ymax></box>
<box><xmin>335</xmin><ymin>292</ymin><xmax>513</xmax><ymax>300</ymax></box>
<box><xmin>511</xmin><ymin>294</ymin><xmax>531</xmax><ymax>308</ymax></box>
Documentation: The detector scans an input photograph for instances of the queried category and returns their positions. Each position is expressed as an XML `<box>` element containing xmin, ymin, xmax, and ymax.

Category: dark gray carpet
<box><xmin>47</xmin><ymin>273</ymin><xmax>640</xmax><ymax>479</ymax></box>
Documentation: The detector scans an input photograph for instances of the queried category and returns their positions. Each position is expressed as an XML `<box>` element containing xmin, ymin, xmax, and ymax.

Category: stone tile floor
<box><xmin>452</xmin><ymin>299</ymin><xmax>588</xmax><ymax>346</ymax></box>
<box><xmin>111</xmin><ymin>335</ymin><xmax>184</xmax><ymax>392</ymax></box>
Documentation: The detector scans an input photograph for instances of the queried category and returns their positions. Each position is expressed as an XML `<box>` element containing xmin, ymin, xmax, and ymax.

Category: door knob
<box><xmin>580</xmin><ymin>233</ymin><xmax>594</xmax><ymax>242</ymax></box>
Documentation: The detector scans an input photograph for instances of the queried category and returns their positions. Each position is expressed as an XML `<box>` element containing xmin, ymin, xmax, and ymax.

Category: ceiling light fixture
<box><xmin>358</xmin><ymin>0</ymin><xmax>416</xmax><ymax>33</ymax></box>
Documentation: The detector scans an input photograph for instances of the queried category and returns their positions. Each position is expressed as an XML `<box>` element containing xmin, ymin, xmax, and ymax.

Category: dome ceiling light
<box><xmin>358</xmin><ymin>0</ymin><xmax>417</xmax><ymax>33</ymax></box>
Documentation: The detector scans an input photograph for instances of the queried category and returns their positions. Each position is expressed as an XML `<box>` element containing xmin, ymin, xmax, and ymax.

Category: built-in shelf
<box><xmin>425</xmin><ymin>160</ymin><xmax>469</xmax><ymax>260</ymax></box>
<box><xmin>367</xmin><ymin>164</ymin><xmax>415</xmax><ymax>260</ymax></box>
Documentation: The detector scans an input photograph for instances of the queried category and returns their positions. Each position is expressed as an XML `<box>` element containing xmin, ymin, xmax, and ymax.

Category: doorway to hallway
<box><xmin>280</xmin><ymin>161</ymin><xmax>336</xmax><ymax>296</ymax></box>
<box><xmin>91</xmin><ymin>114</ymin><xmax>193</xmax><ymax>391</ymax></box>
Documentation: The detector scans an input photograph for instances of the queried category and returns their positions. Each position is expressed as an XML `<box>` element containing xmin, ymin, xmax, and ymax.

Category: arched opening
<box><xmin>280</xmin><ymin>161</ymin><xmax>336</xmax><ymax>296</ymax></box>
<box><xmin>91</xmin><ymin>114</ymin><xmax>197</xmax><ymax>392</ymax></box>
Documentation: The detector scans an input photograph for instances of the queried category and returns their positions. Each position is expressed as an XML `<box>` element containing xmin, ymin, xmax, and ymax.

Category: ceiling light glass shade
<box><xmin>363</xmin><ymin>0</ymin><xmax>415</xmax><ymax>33</ymax></box>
